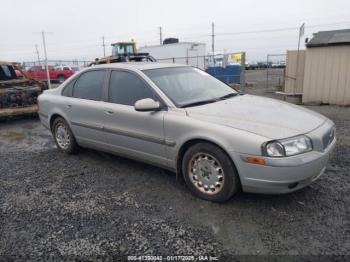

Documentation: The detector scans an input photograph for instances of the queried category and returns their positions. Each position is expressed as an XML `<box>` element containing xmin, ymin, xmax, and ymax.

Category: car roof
<box><xmin>0</xmin><ymin>61</ymin><xmax>12</xmax><ymax>66</ymax></box>
<box><xmin>89</xmin><ymin>62</ymin><xmax>189</xmax><ymax>71</ymax></box>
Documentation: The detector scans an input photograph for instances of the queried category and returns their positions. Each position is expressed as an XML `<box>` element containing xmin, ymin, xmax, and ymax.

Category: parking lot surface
<box><xmin>0</xmin><ymin>84</ymin><xmax>350</xmax><ymax>259</ymax></box>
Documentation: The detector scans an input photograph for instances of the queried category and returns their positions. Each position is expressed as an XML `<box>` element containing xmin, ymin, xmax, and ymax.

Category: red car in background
<box><xmin>26</xmin><ymin>65</ymin><xmax>74</xmax><ymax>83</ymax></box>
<box><xmin>15</xmin><ymin>69</ymin><xmax>24</xmax><ymax>79</ymax></box>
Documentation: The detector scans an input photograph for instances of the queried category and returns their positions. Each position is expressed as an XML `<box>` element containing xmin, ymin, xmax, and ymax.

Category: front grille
<box><xmin>322</xmin><ymin>126</ymin><xmax>335</xmax><ymax>149</ymax></box>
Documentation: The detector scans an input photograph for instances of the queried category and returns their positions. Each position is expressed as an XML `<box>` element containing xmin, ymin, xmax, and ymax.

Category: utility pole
<box><xmin>211</xmin><ymin>22</ymin><xmax>215</xmax><ymax>55</ymax></box>
<box><xmin>294</xmin><ymin>23</ymin><xmax>305</xmax><ymax>93</ymax></box>
<box><xmin>41</xmin><ymin>31</ymin><xmax>51</xmax><ymax>89</ymax></box>
<box><xmin>159</xmin><ymin>26</ymin><xmax>163</xmax><ymax>45</ymax></box>
<box><xmin>34</xmin><ymin>31</ymin><xmax>51</xmax><ymax>88</ymax></box>
<box><xmin>35</xmin><ymin>44</ymin><xmax>40</xmax><ymax>64</ymax></box>
<box><xmin>102</xmin><ymin>36</ymin><xmax>106</xmax><ymax>57</ymax></box>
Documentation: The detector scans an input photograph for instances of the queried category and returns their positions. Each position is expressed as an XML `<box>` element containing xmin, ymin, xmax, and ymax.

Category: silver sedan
<box><xmin>38</xmin><ymin>63</ymin><xmax>336</xmax><ymax>202</ymax></box>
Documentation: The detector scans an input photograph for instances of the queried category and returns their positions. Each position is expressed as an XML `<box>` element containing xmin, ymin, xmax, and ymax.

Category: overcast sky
<box><xmin>1</xmin><ymin>0</ymin><xmax>350</xmax><ymax>62</ymax></box>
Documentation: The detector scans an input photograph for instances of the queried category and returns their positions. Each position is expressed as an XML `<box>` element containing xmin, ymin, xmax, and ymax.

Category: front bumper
<box><xmin>230</xmin><ymin>122</ymin><xmax>336</xmax><ymax>194</ymax></box>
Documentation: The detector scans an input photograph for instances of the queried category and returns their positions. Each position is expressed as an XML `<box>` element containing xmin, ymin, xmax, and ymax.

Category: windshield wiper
<box><xmin>217</xmin><ymin>92</ymin><xmax>238</xmax><ymax>100</ymax></box>
<box><xmin>180</xmin><ymin>93</ymin><xmax>239</xmax><ymax>108</ymax></box>
<box><xmin>180</xmin><ymin>99</ymin><xmax>217</xmax><ymax>108</ymax></box>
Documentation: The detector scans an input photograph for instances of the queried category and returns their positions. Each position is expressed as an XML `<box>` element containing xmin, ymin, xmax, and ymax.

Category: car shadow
<box><xmin>74</xmin><ymin>146</ymin><xmax>321</xmax><ymax>209</ymax></box>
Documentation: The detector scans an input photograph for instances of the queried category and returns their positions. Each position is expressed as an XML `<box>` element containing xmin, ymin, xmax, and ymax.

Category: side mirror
<box><xmin>134</xmin><ymin>98</ymin><xmax>161</xmax><ymax>112</ymax></box>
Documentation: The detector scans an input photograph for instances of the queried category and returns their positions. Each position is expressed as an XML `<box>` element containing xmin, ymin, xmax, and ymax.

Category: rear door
<box><xmin>102</xmin><ymin>69</ymin><xmax>168</xmax><ymax>166</ymax></box>
<box><xmin>62</xmin><ymin>69</ymin><xmax>108</xmax><ymax>147</ymax></box>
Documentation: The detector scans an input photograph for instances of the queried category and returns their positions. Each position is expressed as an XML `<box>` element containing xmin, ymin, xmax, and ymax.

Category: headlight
<box><xmin>263</xmin><ymin>135</ymin><xmax>312</xmax><ymax>157</ymax></box>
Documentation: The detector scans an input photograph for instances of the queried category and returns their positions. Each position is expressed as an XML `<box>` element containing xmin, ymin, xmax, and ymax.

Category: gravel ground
<box><xmin>0</xmin><ymin>82</ymin><xmax>349</xmax><ymax>260</ymax></box>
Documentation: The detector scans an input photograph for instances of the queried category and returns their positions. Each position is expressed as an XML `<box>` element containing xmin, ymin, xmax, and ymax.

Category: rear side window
<box><xmin>109</xmin><ymin>70</ymin><xmax>154</xmax><ymax>106</ymax></box>
<box><xmin>62</xmin><ymin>80</ymin><xmax>75</xmax><ymax>97</ymax></box>
<box><xmin>73</xmin><ymin>70</ymin><xmax>105</xmax><ymax>101</ymax></box>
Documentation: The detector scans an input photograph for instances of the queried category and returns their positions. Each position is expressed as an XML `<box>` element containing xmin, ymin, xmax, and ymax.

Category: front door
<box><xmin>102</xmin><ymin>70</ymin><xmax>168</xmax><ymax>167</ymax></box>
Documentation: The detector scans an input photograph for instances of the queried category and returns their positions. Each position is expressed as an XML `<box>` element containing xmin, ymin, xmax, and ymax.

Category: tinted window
<box><xmin>109</xmin><ymin>71</ymin><xmax>154</xmax><ymax>106</ymax></box>
<box><xmin>73</xmin><ymin>70</ymin><xmax>105</xmax><ymax>100</ymax></box>
<box><xmin>62</xmin><ymin>79</ymin><xmax>75</xmax><ymax>97</ymax></box>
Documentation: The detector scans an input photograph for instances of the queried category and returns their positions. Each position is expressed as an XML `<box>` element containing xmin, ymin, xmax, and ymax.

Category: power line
<box><xmin>216</xmin><ymin>26</ymin><xmax>298</xmax><ymax>36</ymax></box>
<box><xmin>306</xmin><ymin>20</ymin><xmax>350</xmax><ymax>29</ymax></box>
<box><xmin>181</xmin><ymin>20</ymin><xmax>350</xmax><ymax>40</ymax></box>
<box><xmin>9</xmin><ymin>19</ymin><xmax>350</xmax><ymax>61</ymax></box>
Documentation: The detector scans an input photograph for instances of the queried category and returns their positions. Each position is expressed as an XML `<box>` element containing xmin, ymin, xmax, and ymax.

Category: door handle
<box><xmin>105</xmin><ymin>110</ymin><xmax>114</xmax><ymax>115</ymax></box>
<box><xmin>67</xmin><ymin>104</ymin><xmax>72</xmax><ymax>108</ymax></box>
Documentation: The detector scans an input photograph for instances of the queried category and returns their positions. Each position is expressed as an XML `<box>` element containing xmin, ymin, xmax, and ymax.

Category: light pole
<box><xmin>41</xmin><ymin>31</ymin><xmax>51</xmax><ymax>89</ymax></box>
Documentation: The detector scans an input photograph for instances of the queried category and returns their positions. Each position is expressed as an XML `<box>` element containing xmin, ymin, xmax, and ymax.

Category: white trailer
<box><xmin>139</xmin><ymin>42</ymin><xmax>206</xmax><ymax>70</ymax></box>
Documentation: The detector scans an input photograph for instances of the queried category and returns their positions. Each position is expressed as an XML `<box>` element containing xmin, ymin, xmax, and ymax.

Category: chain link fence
<box><xmin>19</xmin><ymin>53</ymin><xmax>246</xmax><ymax>92</ymax></box>
<box><xmin>17</xmin><ymin>60</ymin><xmax>91</xmax><ymax>88</ymax></box>
<box><xmin>21</xmin><ymin>59</ymin><xmax>90</xmax><ymax>71</ymax></box>
<box><xmin>265</xmin><ymin>54</ymin><xmax>287</xmax><ymax>92</ymax></box>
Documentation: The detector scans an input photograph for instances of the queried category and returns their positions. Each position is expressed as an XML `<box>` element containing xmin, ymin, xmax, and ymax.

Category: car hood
<box><xmin>185</xmin><ymin>94</ymin><xmax>327</xmax><ymax>139</ymax></box>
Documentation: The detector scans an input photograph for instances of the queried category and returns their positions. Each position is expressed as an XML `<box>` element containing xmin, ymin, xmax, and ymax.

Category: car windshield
<box><xmin>143</xmin><ymin>67</ymin><xmax>237</xmax><ymax>107</ymax></box>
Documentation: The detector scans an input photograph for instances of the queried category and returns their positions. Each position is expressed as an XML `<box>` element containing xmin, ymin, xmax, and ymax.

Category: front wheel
<box><xmin>182</xmin><ymin>143</ymin><xmax>240</xmax><ymax>202</ymax></box>
<box><xmin>52</xmin><ymin>117</ymin><xmax>78</xmax><ymax>154</ymax></box>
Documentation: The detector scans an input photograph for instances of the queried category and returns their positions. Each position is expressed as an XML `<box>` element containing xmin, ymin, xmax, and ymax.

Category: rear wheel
<box><xmin>52</xmin><ymin>117</ymin><xmax>78</xmax><ymax>154</ymax></box>
<box><xmin>182</xmin><ymin>142</ymin><xmax>240</xmax><ymax>202</ymax></box>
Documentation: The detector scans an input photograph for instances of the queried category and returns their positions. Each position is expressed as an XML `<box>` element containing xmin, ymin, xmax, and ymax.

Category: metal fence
<box><xmin>19</xmin><ymin>60</ymin><xmax>92</xmax><ymax>88</ymax></box>
<box><xmin>22</xmin><ymin>59</ymin><xmax>91</xmax><ymax>71</ymax></box>
<box><xmin>19</xmin><ymin>53</ymin><xmax>247</xmax><ymax>92</ymax></box>
<box><xmin>265</xmin><ymin>54</ymin><xmax>287</xmax><ymax>92</ymax></box>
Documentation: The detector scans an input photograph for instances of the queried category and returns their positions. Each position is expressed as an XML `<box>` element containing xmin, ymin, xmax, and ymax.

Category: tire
<box><xmin>57</xmin><ymin>75</ymin><xmax>66</xmax><ymax>83</ymax></box>
<box><xmin>182</xmin><ymin>142</ymin><xmax>240</xmax><ymax>202</ymax></box>
<box><xmin>52</xmin><ymin>117</ymin><xmax>78</xmax><ymax>154</ymax></box>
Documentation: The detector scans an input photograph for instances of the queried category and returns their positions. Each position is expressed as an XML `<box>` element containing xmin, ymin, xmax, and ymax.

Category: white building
<box><xmin>139</xmin><ymin>42</ymin><xmax>206</xmax><ymax>70</ymax></box>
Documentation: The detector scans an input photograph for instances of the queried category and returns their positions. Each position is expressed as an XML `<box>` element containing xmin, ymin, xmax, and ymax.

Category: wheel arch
<box><xmin>176</xmin><ymin>138</ymin><xmax>241</xmax><ymax>185</ymax></box>
<box><xmin>49</xmin><ymin>113</ymin><xmax>68</xmax><ymax>131</ymax></box>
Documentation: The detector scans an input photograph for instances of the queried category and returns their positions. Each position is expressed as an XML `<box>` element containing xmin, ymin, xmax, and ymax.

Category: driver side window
<box><xmin>109</xmin><ymin>70</ymin><xmax>155</xmax><ymax>106</ymax></box>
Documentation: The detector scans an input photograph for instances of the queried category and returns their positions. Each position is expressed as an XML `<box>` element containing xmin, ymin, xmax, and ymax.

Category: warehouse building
<box><xmin>139</xmin><ymin>40</ymin><xmax>206</xmax><ymax>70</ymax></box>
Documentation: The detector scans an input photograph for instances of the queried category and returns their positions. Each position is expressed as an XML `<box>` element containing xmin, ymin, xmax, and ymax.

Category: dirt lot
<box><xmin>0</xmin><ymin>72</ymin><xmax>349</xmax><ymax>260</ymax></box>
